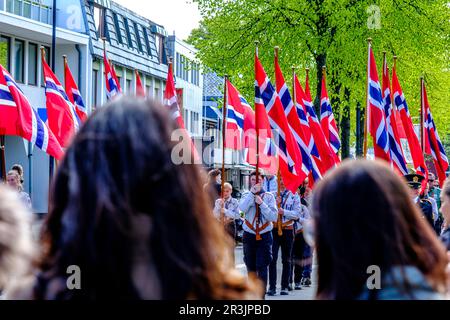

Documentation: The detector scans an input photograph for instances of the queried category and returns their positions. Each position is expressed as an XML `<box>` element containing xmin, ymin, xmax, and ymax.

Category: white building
<box><xmin>166</xmin><ymin>35</ymin><xmax>203</xmax><ymax>139</ymax></box>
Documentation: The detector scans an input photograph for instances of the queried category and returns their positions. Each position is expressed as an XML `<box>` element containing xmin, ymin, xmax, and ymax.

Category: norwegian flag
<box><xmin>255</xmin><ymin>55</ymin><xmax>305</xmax><ymax>192</ymax></box>
<box><xmin>274</xmin><ymin>56</ymin><xmax>311</xmax><ymax>181</ymax></box>
<box><xmin>422</xmin><ymin>81</ymin><xmax>448</xmax><ymax>187</ymax></box>
<box><xmin>367</xmin><ymin>44</ymin><xmax>390</xmax><ymax>163</ymax></box>
<box><xmin>64</xmin><ymin>60</ymin><xmax>87</xmax><ymax>123</ymax></box>
<box><xmin>294</xmin><ymin>75</ymin><xmax>322</xmax><ymax>183</ymax></box>
<box><xmin>225</xmin><ymin>80</ymin><xmax>245</xmax><ymax>150</ymax></box>
<box><xmin>392</xmin><ymin>67</ymin><xmax>428</xmax><ymax>177</ymax></box>
<box><xmin>164</xmin><ymin>63</ymin><xmax>200</xmax><ymax>162</ymax></box>
<box><xmin>135</xmin><ymin>70</ymin><xmax>146</xmax><ymax>97</ymax></box>
<box><xmin>241</xmin><ymin>91</ymin><xmax>278</xmax><ymax>174</ymax></box>
<box><xmin>382</xmin><ymin>57</ymin><xmax>408</xmax><ymax>175</ymax></box>
<box><xmin>103</xmin><ymin>52</ymin><xmax>122</xmax><ymax>100</ymax></box>
<box><xmin>320</xmin><ymin>71</ymin><xmax>341</xmax><ymax>163</ymax></box>
<box><xmin>42</xmin><ymin>58</ymin><xmax>80</xmax><ymax>148</ymax></box>
<box><xmin>0</xmin><ymin>65</ymin><xmax>64</xmax><ymax>159</ymax></box>
<box><xmin>302</xmin><ymin>73</ymin><xmax>336</xmax><ymax>175</ymax></box>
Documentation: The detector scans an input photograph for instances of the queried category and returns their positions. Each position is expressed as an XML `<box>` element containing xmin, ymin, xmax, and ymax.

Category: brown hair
<box><xmin>36</xmin><ymin>97</ymin><xmax>262</xmax><ymax>300</ymax></box>
<box><xmin>313</xmin><ymin>160</ymin><xmax>448</xmax><ymax>299</ymax></box>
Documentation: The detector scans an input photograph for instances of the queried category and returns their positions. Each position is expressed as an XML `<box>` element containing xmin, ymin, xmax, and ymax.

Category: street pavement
<box><xmin>235</xmin><ymin>244</ymin><xmax>317</xmax><ymax>300</ymax></box>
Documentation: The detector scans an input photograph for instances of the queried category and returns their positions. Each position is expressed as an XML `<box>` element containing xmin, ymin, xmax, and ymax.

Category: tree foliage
<box><xmin>189</xmin><ymin>0</ymin><xmax>450</xmax><ymax>150</ymax></box>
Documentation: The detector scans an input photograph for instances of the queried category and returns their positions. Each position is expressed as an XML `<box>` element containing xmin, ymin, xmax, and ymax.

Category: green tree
<box><xmin>189</xmin><ymin>0</ymin><xmax>450</xmax><ymax>157</ymax></box>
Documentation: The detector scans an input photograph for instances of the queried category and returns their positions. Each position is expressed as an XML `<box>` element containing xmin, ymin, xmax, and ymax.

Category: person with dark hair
<box><xmin>312</xmin><ymin>160</ymin><xmax>448</xmax><ymax>300</ymax></box>
<box><xmin>9</xmin><ymin>97</ymin><xmax>262</xmax><ymax>300</ymax></box>
<box><xmin>240</xmin><ymin>170</ymin><xmax>277</xmax><ymax>293</ymax></box>
<box><xmin>267</xmin><ymin>178</ymin><xmax>300</xmax><ymax>296</ymax></box>
<box><xmin>439</xmin><ymin>179</ymin><xmax>450</xmax><ymax>251</ymax></box>
<box><xmin>204</xmin><ymin>169</ymin><xmax>222</xmax><ymax>207</ymax></box>
<box><xmin>11</xmin><ymin>164</ymin><xmax>25</xmax><ymax>184</ymax></box>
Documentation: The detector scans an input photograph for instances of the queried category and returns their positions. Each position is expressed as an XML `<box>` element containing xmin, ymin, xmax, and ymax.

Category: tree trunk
<box><xmin>340</xmin><ymin>88</ymin><xmax>351</xmax><ymax>159</ymax></box>
<box><xmin>314</xmin><ymin>54</ymin><xmax>326</xmax><ymax>114</ymax></box>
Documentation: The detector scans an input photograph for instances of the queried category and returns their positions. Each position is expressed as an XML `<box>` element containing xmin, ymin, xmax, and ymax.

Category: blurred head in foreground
<box><xmin>36</xmin><ymin>97</ymin><xmax>261</xmax><ymax>300</ymax></box>
<box><xmin>312</xmin><ymin>160</ymin><xmax>448</xmax><ymax>300</ymax></box>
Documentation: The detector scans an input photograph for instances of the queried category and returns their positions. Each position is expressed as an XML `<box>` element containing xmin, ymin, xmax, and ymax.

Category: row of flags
<box><xmin>368</xmin><ymin>42</ymin><xmax>448</xmax><ymax>187</ymax></box>
<box><xmin>223</xmin><ymin>51</ymin><xmax>341</xmax><ymax>193</ymax></box>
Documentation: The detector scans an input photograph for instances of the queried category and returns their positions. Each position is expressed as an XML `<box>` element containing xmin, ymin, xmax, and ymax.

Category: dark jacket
<box><xmin>440</xmin><ymin>227</ymin><xmax>450</xmax><ymax>251</ymax></box>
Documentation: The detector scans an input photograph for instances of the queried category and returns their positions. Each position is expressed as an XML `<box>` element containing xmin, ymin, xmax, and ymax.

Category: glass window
<box><xmin>123</xmin><ymin>18</ymin><xmax>133</xmax><ymax>48</ymax></box>
<box><xmin>92</xmin><ymin>69</ymin><xmax>98</xmax><ymax>108</ymax></box>
<box><xmin>154</xmin><ymin>87</ymin><xmax>159</xmax><ymax>100</ymax></box>
<box><xmin>0</xmin><ymin>36</ymin><xmax>10</xmax><ymax>70</ymax></box>
<box><xmin>28</xmin><ymin>42</ymin><xmax>37</xmax><ymax>86</ymax></box>
<box><xmin>31</xmin><ymin>2</ymin><xmax>39</xmax><ymax>20</ymax></box>
<box><xmin>13</xmin><ymin>0</ymin><xmax>22</xmax><ymax>15</ymax></box>
<box><xmin>126</xmin><ymin>79</ymin><xmax>131</xmax><ymax>92</ymax></box>
<box><xmin>113</xmin><ymin>12</ymin><xmax>122</xmax><ymax>44</ymax></box>
<box><xmin>134</xmin><ymin>23</ymin><xmax>143</xmax><ymax>53</ymax></box>
<box><xmin>40</xmin><ymin>6</ymin><xmax>49</xmax><ymax>24</ymax></box>
<box><xmin>143</xmin><ymin>28</ymin><xmax>152</xmax><ymax>56</ymax></box>
<box><xmin>14</xmin><ymin>39</ymin><xmax>24</xmax><ymax>83</ymax></box>
<box><xmin>93</xmin><ymin>5</ymin><xmax>105</xmax><ymax>38</ymax></box>
<box><xmin>23</xmin><ymin>0</ymin><xmax>31</xmax><ymax>18</ymax></box>
<box><xmin>6</xmin><ymin>0</ymin><xmax>12</xmax><ymax>12</ymax></box>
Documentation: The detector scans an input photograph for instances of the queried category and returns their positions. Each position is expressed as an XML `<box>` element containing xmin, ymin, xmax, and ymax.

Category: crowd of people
<box><xmin>0</xmin><ymin>96</ymin><xmax>449</xmax><ymax>300</ymax></box>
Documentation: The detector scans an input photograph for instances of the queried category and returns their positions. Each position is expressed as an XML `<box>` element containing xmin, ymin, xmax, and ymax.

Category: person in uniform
<box><xmin>239</xmin><ymin>171</ymin><xmax>278</xmax><ymax>293</ymax></box>
<box><xmin>267</xmin><ymin>178</ymin><xmax>300</xmax><ymax>296</ymax></box>
<box><xmin>263</xmin><ymin>174</ymin><xmax>278</xmax><ymax>196</ymax></box>
<box><xmin>405</xmin><ymin>173</ymin><xmax>434</xmax><ymax>228</ymax></box>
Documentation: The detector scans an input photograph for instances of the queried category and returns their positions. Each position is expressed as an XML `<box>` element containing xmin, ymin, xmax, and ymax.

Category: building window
<box><xmin>13</xmin><ymin>0</ymin><xmax>22</xmax><ymax>15</ymax></box>
<box><xmin>92</xmin><ymin>69</ymin><xmax>98</xmax><ymax>108</ymax></box>
<box><xmin>123</xmin><ymin>18</ymin><xmax>133</xmax><ymax>48</ymax></box>
<box><xmin>156</xmin><ymin>34</ymin><xmax>164</xmax><ymax>64</ymax></box>
<box><xmin>27</xmin><ymin>42</ymin><xmax>37</xmax><ymax>86</ymax></box>
<box><xmin>112</xmin><ymin>12</ymin><xmax>123</xmax><ymax>45</ymax></box>
<box><xmin>133</xmin><ymin>22</ymin><xmax>143</xmax><ymax>53</ymax></box>
<box><xmin>154</xmin><ymin>87</ymin><xmax>160</xmax><ymax>100</ymax></box>
<box><xmin>93</xmin><ymin>4</ymin><xmax>105</xmax><ymax>38</ymax></box>
<box><xmin>23</xmin><ymin>0</ymin><xmax>31</xmax><ymax>18</ymax></box>
<box><xmin>191</xmin><ymin>111</ymin><xmax>199</xmax><ymax>134</ymax></box>
<box><xmin>126</xmin><ymin>79</ymin><xmax>131</xmax><ymax>93</ymax></box>
<box><xmin>145</xmin><ymin>85</ymin><xmax>150</xmax><ymax>97</ymax></box>
<box><xmin>14</xmin><ymin>39</ymin><xmax>24</xmax><ymax>83</ymax></box>
<box><xmin>0</xmin><ymin>36</ymin><xmax>10</xmax><ymax>71</ymax></box>
<box><xmin>143</xmin><ymin>28</ymin><xmax>152</xmax><ymax>56</ymax></box>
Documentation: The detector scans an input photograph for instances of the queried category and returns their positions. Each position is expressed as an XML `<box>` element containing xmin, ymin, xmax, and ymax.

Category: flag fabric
<box><xmin>320</xmin><ymin>71</ymin><xmax>341</xmax><ymax>164</ymax></box>
<box><xmin>302</xmin><ymin>74</ymin><xmax>336</xmax><ymax>175</ymax></box>
<box><xmin>64</xmin><ymin>60</ymin><xmax>87</xmax><ymax>122</ymax></box>
<box><xmin>225</xmin><ymin>80</ymin><xmax>245</xmax><ymax>150</ymax></box>
<box><xmin>367</xmin><ymin>44</ymin><xmax>390</xmax><ymax>163</ymax></box>
<box><xmin>392</xmin><ymin>68</ymin><xmax>428</xmax><ymax>177</ymax></box>
<box><xmin>294</xmin><ymin>75</ymin><xmax>322</xmax><ymax>183</ymax></box>
<box><xmin>382</xmin><ymin>57</ymin><xmax>408</xmax><ymax>175</ymax></box>
<box><xmin>42</xmin><ymin>58</ymin><xmax>80</xmax><ymax>148</ymax></box>
<box><xmin>0</xmin><ymin>65</ymin><xmax>64</xmax><ymax>159</ymax></box>
<box><xmin>255</xmin><ymin>55</ymin><xmax>305</xmax><ymax>192</ymax></box>
<box><xmin>103</xmin><ymin>52</ymin><xmax>122</xmax><ymax>100</ymax></box>
<box><xmin>422</xmin><ymin>81</ymin><xmax>448</xmax><ymax>187</ymax></box>
<box><xmin>135</xmin><ymin>70</ymin><xmax>146</xmax><ymax>97</ymax></box>
<box><xmin>241</xmin><ymin>92</ymin><xmax>278</xmax><ymax>174</ymax></box>
<box><xmin>274</xmin><ymin>56</ymin><xmax>312</xmax><ymax>181</ymax></box>
<box><xmin>164</xmin><ymin>63</ymin><xmax>200</xmax><ymax>162</ymax></box>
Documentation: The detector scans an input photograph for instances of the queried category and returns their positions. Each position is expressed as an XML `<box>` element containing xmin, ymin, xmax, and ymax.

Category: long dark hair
<box><xmin>313</xmin><ymin>160</ymin><xmax>448</xmax><ymax>300</ymax></box>
<box><xmin>36</xmin><ymin>97</ymin><xmax>261</xmax><ymax>300</ymax></box>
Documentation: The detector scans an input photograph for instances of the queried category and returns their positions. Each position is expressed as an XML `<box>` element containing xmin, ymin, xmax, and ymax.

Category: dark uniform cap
<box><xmin>404</xmin><ymin>174</ymin><xmax>425</xmax><ymax>189</ymax></box>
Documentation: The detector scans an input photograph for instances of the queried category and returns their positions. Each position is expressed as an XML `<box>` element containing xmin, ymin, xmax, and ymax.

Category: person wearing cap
<box><xmin>405</xmin><ymin>173</ymin><xmax>434</xmax><ymax>228</ymax></box>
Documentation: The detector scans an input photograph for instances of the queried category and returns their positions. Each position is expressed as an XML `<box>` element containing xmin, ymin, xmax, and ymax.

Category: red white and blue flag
<box><xmin>42</xmin><ymin>58</ymin><xmax>80</xmax><ymax>148</ymax></box>
<box><xmin>367</xmin><ymin>43</ymin><xmax>390</xmax><ymax>163</ymax></box>
<box><xmin>320</xmin><ymin>71</ymin><xmax>341</xmax><ymax>163</ymax></box>
<box><xmin>392</xmin><ymin>67</ymin><xmax>428</xmax><ymax>177</ymax></box>
<box><xmin>135</xmin><ymin>70</ymin><xmax>146</xmax><ymax>98</ymax></box>
<box><xmin>64</xmin><ymin>60</ymin><xmax>87</xmax><ymax>123</ymax></box>
<box><xmin>255</xmin><ymin>55</ymin><xmax>305</xmax><ymax>192</ymax></box>
<box><xmin>103</xmin><ymin>52</ymin><xmax>122</xmax><ymax>100</ymax></box>
<box><xmin>422</xmin><ymin>81</ymin><xmax>448</xmax><ymax>187</ymax></box>
<box><xmin>294</xmin><ymin>75</ymin><xmax>322</xmax><ymax>183</ymax></box>
<box><xmin>225</xmin><ymin>80</ymin><xmax>245</xmax><ymax>150</ymax></box>
<box><xmin>302</xmin><ymin>74</ymin><xmax>336</xmax><ymax>175</ymax></box>
<box><xmin>382</xmin><ymin>56</ymin><xmax>408</xmax><ymax>175</ymax></box>
<box><xmin>274</xmin><ymin>56</ymin><xmax>311</xmax><ymax>182</ymax></box>
<box><xmin>0</xmin><ymin>65</ymin><xmax>64</xmax><ymax>159</ymax></box>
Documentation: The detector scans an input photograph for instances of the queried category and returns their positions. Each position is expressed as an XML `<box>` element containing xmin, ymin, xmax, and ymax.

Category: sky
<box><xmin>113</xmin><ymin>0</ymin><xmax>202</xmax><ymax>40</ymax></box>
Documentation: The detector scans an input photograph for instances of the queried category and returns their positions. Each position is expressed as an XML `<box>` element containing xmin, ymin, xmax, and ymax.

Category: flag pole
<box><xmin>420</xmin><ymin>76</ymin><xmax>425</xmax><ymax>153</ymax></box>
<box><xmin>41</xmin><ymin>46</ymin><xmax>55</xmax><ymax>179</ymax></box>
<box><xmin>255</xmin><ymin>40</ymin><xmax>261</xmax><ymax>241</ymax></box>
<box><xmin>274</xmin><ymin>46</ymin><xmax>282</xmax><ymax>237</ymax></box>
<box><xmin>0</xmin><ymin>135</ymin><xmax>5</xmax><ymax>182</ymax></box>
<box><xmin>364</xmin><ymin>38</ymin><xmax>372</xmax><ymax>158</ymax></box>
<box><xmin>220</xmin><ymin>74</ymin><xmax>228</xmax><ymax>226</ymax></box>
